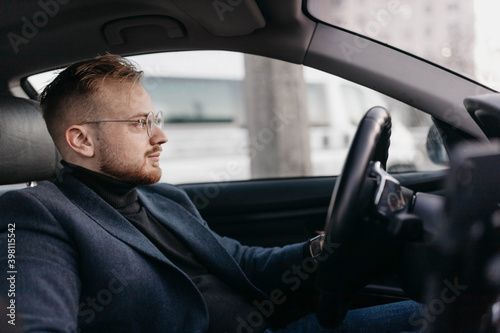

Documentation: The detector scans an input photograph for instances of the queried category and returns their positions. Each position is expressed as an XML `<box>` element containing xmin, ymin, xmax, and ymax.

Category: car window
<box><xmin>306</xmin><ymin>0</ymin><xmax>500</xmax><ymax>92</ymax></box>
<box><xmin>27</xmin><ymin>51</ymin><xmax>446</xmax><ymax>184</ymax></box>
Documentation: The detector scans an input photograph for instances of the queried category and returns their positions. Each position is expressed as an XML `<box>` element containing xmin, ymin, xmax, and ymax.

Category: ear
<box><xmin>65</xmin><ymin>125</ymin><xmax>95</xmax><ymax>158</ymax></box>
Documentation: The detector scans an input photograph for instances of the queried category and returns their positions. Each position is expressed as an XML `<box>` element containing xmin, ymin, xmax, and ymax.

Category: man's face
<box><xmin>92</xmin><ymin>79</ymin><xmax>168</xmax><ymax>185</ymax></box>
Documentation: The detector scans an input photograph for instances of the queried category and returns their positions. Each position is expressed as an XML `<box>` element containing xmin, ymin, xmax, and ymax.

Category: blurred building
<box><xmin>320</xmin><ymin>0</ymin><xmax>476</xmax><ymax>80</ymax></box>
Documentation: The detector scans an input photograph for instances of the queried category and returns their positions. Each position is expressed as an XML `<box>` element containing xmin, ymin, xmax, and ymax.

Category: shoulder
<box><xmin>0</xmin><ymin>181</ymin><xmax>71</xmax><ymax>230</ymax></box>
<box><xmin>0</xmin><ymin>179</ymin><xmax>89</xmax><ymax>222</ymax></box>
<box><xmin>0</xmin><ymin>181</ymin><xmax>62</xmax><ymax>204</ymax></box>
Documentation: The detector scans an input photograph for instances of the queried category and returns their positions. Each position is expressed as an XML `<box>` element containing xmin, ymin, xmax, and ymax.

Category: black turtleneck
<box><xmin>61</xmin><ymin>161</ymin><xmax>270</xmax><ymax>333</ymax></box>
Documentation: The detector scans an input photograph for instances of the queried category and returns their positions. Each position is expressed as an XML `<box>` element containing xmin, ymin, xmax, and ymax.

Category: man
<box><xmin>0</xmin><ymin>54</ymin><xmax>419</xmax><ymax>332</ymax></box>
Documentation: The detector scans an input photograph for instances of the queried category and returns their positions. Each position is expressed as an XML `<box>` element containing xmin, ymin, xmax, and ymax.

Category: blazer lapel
<box><xmin>56</xmin><ymin>174</ymin><xmax>175</xmax><ymax>268</ymax></box>
<box><xmin>138</xmin><ymin>190</ymin><xmax>264</xmax><ymax>297</ymax></box>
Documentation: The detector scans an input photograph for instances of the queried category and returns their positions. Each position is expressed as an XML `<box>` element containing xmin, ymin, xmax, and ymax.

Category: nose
<box><xmin>150</xmin><ymin>124</ymin><xmax>168</xmax><ymax>145</ymax></box>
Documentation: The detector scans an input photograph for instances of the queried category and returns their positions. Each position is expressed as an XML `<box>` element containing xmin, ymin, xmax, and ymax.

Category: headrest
<box><xmin>0</xmin><ymin>97</ymin><xmax>59</xmax><ymax>185</ymax></box>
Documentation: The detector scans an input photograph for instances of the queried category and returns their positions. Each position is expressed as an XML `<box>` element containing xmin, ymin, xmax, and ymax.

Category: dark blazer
<box><xmin>0</xmin><ymin>173</ymin><xmax>305</xmax><ymax>332</ymax></box>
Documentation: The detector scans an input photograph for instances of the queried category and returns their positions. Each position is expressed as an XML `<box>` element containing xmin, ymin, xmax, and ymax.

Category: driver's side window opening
<box><xmin>27</xmin><ymin>51</ymin><xmax>446</xmax><ymax>184</ymax></box>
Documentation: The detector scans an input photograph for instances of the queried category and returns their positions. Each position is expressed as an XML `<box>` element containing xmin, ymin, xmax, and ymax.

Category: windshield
<box><xmin>307</xmin><ymin>0</ymin><xmax>500</xmax><ymax>91</ymax></box>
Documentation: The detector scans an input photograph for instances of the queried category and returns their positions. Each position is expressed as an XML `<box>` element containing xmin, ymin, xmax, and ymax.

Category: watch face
<box><xmin>310</xmin><ymin>235</ymin><xmax>324</xmax><ymax>259</ymax></box>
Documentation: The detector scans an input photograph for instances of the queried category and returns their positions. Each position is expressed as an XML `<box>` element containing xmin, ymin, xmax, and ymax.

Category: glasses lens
<box><xmin>146</xmin><ymin>112</ymin><xmax>154</xmax><ymax>137</ymax></box>
<box><xmin>156</xmin><ymin>111</ymin><xmax>164</xmax><ymax>131</ymax></box>
<box><xmin>146</xmin><ymin>111</ymin><xmax>164</xmax><ymax>137</ymax></box>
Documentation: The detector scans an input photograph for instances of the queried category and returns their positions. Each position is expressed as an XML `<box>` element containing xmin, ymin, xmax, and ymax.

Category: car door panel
<box><xmin>180</xmin><ymin>171</ymin><xmax>447</xmax><ymax>247</ymax></box>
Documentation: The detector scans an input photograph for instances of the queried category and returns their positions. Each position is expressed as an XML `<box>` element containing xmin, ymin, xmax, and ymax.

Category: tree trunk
<box><xmin>243</xmin><ymin>54</ymin><xmax>311</xmax><ymax>178</ymax></box>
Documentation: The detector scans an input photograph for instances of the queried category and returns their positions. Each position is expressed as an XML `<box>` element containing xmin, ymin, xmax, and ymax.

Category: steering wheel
<box><xmin>316</xmin><ymin>106</ymin><xmax>398</xmax><ymax>328</ymax></box>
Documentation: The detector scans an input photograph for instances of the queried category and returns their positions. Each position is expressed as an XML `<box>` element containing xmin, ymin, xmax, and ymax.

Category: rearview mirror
<box><xmin>426</xmin><ymin>125</ymin><xmax>448</xmax><ymax>165</ymax></box>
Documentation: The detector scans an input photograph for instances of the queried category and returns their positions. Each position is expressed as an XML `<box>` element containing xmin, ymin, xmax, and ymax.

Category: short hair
<box><xmin>39</xmin><ymin>54</ymin><xmax>143</xmax><ymax>151</ymax></box>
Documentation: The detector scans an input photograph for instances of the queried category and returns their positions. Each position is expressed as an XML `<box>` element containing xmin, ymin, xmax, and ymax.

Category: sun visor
<box><xmin>170</xmin><ymin>0</ymin><xmax>266</xmax><ymax>36</ymax></box>
<box><xmin>103</xmin><ymin>16</ymin><xmax>186</xmax><ymax>46</ymax></box>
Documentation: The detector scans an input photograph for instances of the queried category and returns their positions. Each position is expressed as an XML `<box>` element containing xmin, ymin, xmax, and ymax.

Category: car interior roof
<box><xmin>0</xmin><ymin>0</ymin><xmax>315</xmax><ymax>95</ymax></box>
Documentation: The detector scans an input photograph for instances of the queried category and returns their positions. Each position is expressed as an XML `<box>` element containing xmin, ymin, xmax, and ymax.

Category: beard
<box><xmin>97</xmin><ymin>143</ymin><xmax>162</xmax><ymax>186</ymax></box>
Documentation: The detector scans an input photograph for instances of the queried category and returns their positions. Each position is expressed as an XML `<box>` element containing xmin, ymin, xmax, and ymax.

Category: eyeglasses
<box><xmin>81</xmin><ymin>111</ymin><xmax>164</xmax><ymax>138</ymax></box>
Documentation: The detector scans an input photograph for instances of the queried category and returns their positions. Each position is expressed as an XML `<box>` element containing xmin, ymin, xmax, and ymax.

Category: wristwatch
<box><xmin>309</xmin><ymin>234</ymin><xmax>325</xmax><ymax>262</ymax></box>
